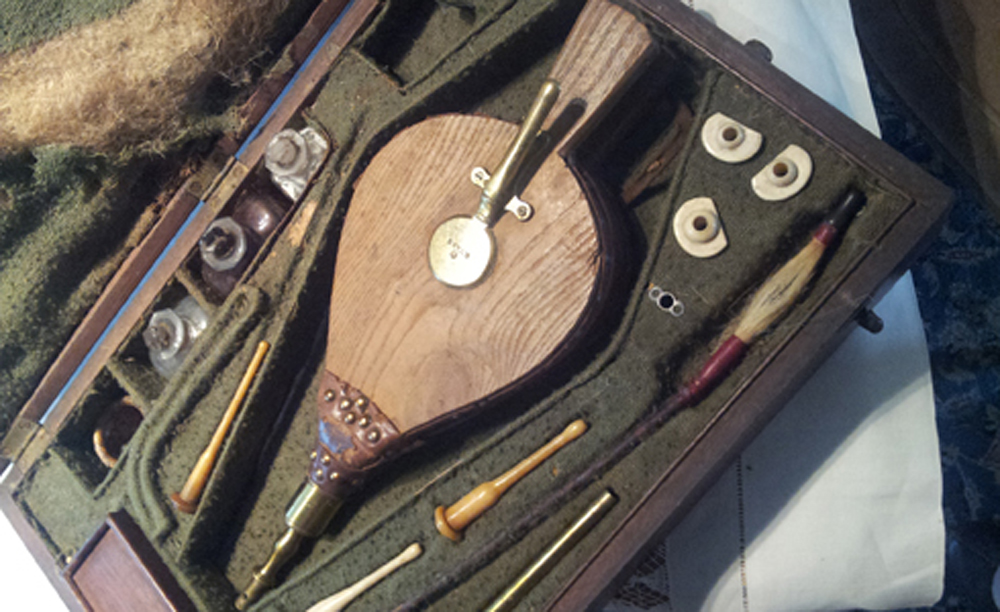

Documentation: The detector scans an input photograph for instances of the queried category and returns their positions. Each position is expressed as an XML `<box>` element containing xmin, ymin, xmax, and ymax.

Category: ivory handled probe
<box><xmin>435</xmin><ymin>419</ymin><xmax>588</xmax><ymax>541</ymax></box>
<box><xmin>171</xmin><ymin>340</ymin><xmax>270</xmax><ymax>514</ymax></box>
<box><xmin>306</xmin><ymin>543</ymin><xmax>423</xmax><ymax>612</ymax></box>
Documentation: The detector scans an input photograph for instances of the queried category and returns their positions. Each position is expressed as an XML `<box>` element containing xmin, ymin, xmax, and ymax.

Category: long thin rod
<box><xmin>171</xmin><ymin>340</ymin><xmax>270</xmax><ymax>513</ymax></box>
<box><xmin>393</xmin><ymin>187</ymin><xmax>865</xmax><ymax>611</ymax></box>
<box><xmin>484</xmin><ymin>490</ymin><xmax>617</xmax><ymax>612</ymax></box>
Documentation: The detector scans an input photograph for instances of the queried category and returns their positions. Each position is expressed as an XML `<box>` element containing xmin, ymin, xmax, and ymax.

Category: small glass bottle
<box><xmin>198</xmin><ymin>188</ymin><xmax>287</xmax><ymax>297</ymax></box>
<box><xmin>199</xmin><ymin>216</ymin><xmax>257</xmax><ymax>297</ymax></box>
<box><xmin>142</xmin><ymin>295</ymin><xmax>209</xmax><ymax>378</ymax></box>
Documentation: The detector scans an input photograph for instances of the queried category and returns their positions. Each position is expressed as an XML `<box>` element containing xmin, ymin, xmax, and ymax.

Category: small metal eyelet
<box><xmin>648</xmin><ymin>285</ymin><xmax>685</xmax><ymax>317</ymax></box>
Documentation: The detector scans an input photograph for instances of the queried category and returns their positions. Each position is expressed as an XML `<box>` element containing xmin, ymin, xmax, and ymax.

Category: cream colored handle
<box><xmin>171</xmin><ymin>340</ymin><xmax>270</xmax><ymax>513</ymax></box>
<box><xmin>306</xmin><ymin>543</ymin><xmax>423</xmax><ymax>612</ymax></box>
<box><xmin>435</xmin><ymin>419</ymin><xmax>588</xmax><ymax>540</ymax></box>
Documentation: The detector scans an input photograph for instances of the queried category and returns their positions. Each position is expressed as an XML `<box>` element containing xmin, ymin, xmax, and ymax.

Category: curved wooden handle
<box><xmin>435</xmin><ymin>419</ymin><xmax>587</xmax><ymax>540</ymax></box>
<box><xmin>171</xmin><ymin>340</ymin><xmax>270</xmax><ymax>513</ymax></box>
<box><xmin>545</xmin><ymin>0</ymin><xmax>653</xmax><ymax>154</ymax></box>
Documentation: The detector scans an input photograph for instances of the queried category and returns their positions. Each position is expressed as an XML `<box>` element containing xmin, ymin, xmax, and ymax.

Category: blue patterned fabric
<box><xmin>605</xmin><ymin>57</ymin><xmax>1000</xmax><ymax>612</ymax></box>
<box><xmin>872</xmin><ymin>74</ymin><xmax>1000</xmax><ymax>612</ymax></box>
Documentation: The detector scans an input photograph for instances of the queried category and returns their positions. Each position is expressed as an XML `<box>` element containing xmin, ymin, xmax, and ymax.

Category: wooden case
<box><xmin>0</xmin><ymin>0</ymin><xmax>949</xmax><ymax>610</ymax></box>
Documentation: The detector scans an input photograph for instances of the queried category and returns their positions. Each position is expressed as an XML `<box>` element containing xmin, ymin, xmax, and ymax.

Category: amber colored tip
<box><xmin>170</xmin><ymin>492</ymin><xmax>197</xmax><ymax>515</ymax></box>
<box><xmin>435</xmin><ymin>505</ymin><xmax>463</xmax><ymax>541</ymax></box>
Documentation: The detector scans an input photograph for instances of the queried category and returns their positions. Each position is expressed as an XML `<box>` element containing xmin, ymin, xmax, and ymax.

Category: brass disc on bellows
<box><xmin>428</xmin><ymin>216</ymin><xmax>495</xmax><ymax>288</ymax></box>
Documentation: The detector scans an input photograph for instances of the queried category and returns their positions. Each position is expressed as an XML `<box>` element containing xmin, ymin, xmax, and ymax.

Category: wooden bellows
<box><xmin>324</xmin><ymin>0</ymin><xmax>653</xmax><ymax>437</ymax></box>
<box><xmin>238</xmin><ymin>1</ymin><xmax>656</xmax><ymax>606</ymax></box>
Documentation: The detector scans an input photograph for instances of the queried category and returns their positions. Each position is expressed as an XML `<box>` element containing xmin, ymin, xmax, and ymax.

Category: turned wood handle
<box><xmin>544</xmin><ymin>0</ymin><xmax>654</xmax><ymax>155</ymax></box>
<box><xmin>171</xmin><ymin>340</ymin><xmax>270</xmax><ymax>513</ymax></box>
<box><xmin>435</xmin><ymin>419</ymin><xmax>588</xmax><ymax>540</ymax></box>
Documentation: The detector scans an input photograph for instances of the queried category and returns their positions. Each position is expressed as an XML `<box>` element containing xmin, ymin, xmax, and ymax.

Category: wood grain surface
<box><xmin>545</xmin><ymin>0</ymin><xmax>653</xmax><ymax>153</ymax></box>
<box><xmin>327</xmin><ymin>114</ymin><xmax>598</xmax><ymax>431</ymax></box>
<box><xmin>325</xmin><ymin>0</ymin><xmax>653</xmax><ymax>433</ymax></box>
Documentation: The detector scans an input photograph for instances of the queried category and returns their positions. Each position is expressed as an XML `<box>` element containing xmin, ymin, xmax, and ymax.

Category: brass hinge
<box><xmin>203</xmin><ymin>157</ymin><xmax>252</xmax><ymax>214</ymax></box>
<box><xmin>0</xmin><ymin>417</ymin><xmax>42</xmax><ymax>466</ymax></box>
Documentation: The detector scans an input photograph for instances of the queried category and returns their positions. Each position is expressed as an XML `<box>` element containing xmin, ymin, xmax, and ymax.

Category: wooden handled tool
<box><xmin>675</xmin><ymin>187</ymin><xmax>867</xmax><ymax>406</ymax></box>
<box><xmin>394</xmin><ymin>188</ymin><xmax>869</xmax><ymax>611</ymax></box>
<box><xmin>171</xmin><ymin>340</ymin><xmax>270</xmax><ymax>514</ymax></box>
<box><xmin>238</xmin><ymin>0</ymin><xmax>653</xmax><ymax>605</ymax></box>
<box><xmin>435</xmin><ymin>419</ymin><xmax>587</xmax><ymax>541</ymax></box>
<box><xmin>306</xmin><ymin>543</ymin><xmax>422</xmax><ymax>612</ymax></box>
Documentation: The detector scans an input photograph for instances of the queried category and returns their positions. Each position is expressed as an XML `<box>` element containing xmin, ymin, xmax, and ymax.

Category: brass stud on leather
<box><xmin>321</xmin><ymin>454</ymin><xmax>332</xmax><ymax>465</ymax></box>
<box><xmin>355</xmin><ymin>396</ymin><xmax>368</xmax><ymax>410</ymax></box>
<box><xmin>358</xmin><ymin>416</ymin><xmax>371</xmax><ymax>428</ymax></box>
<box><xmin>367</xmin><ymin>430</ymin><xmax>381</xmax><ymax>443</ymax></box>
<box><xmin>339</xmin><ymin>398</ymin><xmax>352</xmax><ymax>411</ymax></box>
<box><xmin>324</xmin><ymin>389</ymin><xmax>336</xmax><ymax>402</ymax></box>
<box><xmin>310</xmin><ymin>451</ymin><xmax>318</xmax><ymax>460</ymax></box>
<box><xmin>344</xmin><ymin>412</ymin><xmax>357</xmax><ymax>424</ymax></box>
<box><xmin>314</xmin><ymin>468</ymin><xmax>325</xmax><ymax>481</ymax></box>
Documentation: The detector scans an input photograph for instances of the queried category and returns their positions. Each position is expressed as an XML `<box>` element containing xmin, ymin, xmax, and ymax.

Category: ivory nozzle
<box><xmin>306</xmin><ymin>543</ymin><xmax>423</xmax><ymax>612</ymax></box>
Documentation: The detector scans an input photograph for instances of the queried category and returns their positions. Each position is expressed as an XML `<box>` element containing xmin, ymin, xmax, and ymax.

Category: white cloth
<box><xmin>635</xmin><ymin>1</ymin><xmax>946</xmax><ymax>610</ymax></box>
<box><xmin>0</xmin><ymin>497</ymin><xmax>66</xmax><ymax>611</ymax></box>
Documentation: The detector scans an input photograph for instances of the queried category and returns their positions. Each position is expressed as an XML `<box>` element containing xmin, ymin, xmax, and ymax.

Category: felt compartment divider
<box><xmin>5</xmin><ymin>1</ymin><xmax>937</xmax><ymax>611</ymax></box>
<box><xmin>360</xmin><ymin>0</ymin><xmax>522</xmax><ymax>88</ymax></box>
<box><xmin>105</xmin><ymin>279</ymin><xmax>217</xmax><ymax>405</ymax></box>
<box><xmin>123</xmin><ymin>285</ymin><xmax>272</xmax><ymax>542</ymax></box>
<box><xmin>49</xmin><ymin>371</ymin><xmax>131</xmax><ymax>492</ymax></box>
<box><xmin>225</xmin><ymin>59</ymin><xmax>914</xmax><ymax>611</ymax></box>
<box><xmin>173</xmin><ymin>267</ymin><xmax>218</xmax><ymax>312</ymax></box>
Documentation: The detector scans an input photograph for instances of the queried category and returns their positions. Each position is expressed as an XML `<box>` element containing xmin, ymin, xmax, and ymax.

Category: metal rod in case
<box><xmin>484</xmin><ymin>489</ymin><xmax>618</xmax><ymax>612</ymax></box>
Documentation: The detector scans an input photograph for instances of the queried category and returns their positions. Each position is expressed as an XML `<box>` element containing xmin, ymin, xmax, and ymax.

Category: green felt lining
<box><xmin>0</xmin><ymin>0</ymin><xmax>328</xmax><ymax>440</ymax></box>
<box><xmin>0</xmin><ymin>149</ymin><xmax>175</xmax><ymax>437</ymax></box>
<box><xmin>0</xmin><ymin>0</ymin><xmax>137</xmax><ymax>55</ymax></box>
<box><xmin>10</xmin><ymin>0</ymin><xmax>919</xmax><ymax>610</ymax></box>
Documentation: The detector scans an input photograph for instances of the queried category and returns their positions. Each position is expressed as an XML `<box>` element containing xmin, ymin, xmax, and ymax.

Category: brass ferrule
<box><xmin>234</xmin><ymin>481</ymin><xmax>343</xmax><ymax>609</ymax></box>
<box><xmin>286</xmin><ymin>480</ymin><xmax>344</xmax><ymax>537</ymax></box>
<box><xmin>235</xmin><ymin>528</ymin><xmax>303</xmax><ymax>610</ymax></box>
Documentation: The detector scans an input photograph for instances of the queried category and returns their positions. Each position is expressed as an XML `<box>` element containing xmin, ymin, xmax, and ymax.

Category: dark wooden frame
<box><xmin>0</xmin><ymin>0</ymin><xmax>950</xmax><ymax>610</ymax></box>
<box><xmin>63</xmin><ymin>511</ymin><xmax>196</xmax><ymax>612</ymax></box>
<box><xmin>0</xmin><ymin>467</ymin><xmax>85</xmax><ymax>612</ymax></box>
<box><xmin>545</xmin><ymin>0</ymin><xmax>951</xmax><ymax>609</ymax></box>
